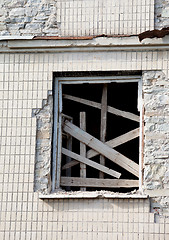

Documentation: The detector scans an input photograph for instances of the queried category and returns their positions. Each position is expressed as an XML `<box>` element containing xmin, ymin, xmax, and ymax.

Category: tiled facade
<box><xmin>0</xmin><ymin>46</ymin><xmax>169</xmax><ymax>238</ymax></box>
<box><xmin>0</xmin><ymin>0</ymin><xmax>154</xmax><ymax>36</ymax></box>
<box><xmin>57</xmin><ymin>0</ymin><xmax>154</xmax><ymax>36</ymax></box>
<box><xmin>0</xmin><ymin>0</ymin><xmax>169</xmax><ymax>239</ymax></box>
<box><xmin>1</xmin><ymin>197</ymin><xmax>169</xmax><ymax>240</ymax></box>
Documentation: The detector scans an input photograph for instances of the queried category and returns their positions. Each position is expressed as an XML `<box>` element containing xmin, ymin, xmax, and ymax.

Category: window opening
<box><xmin>52</xmin><ymin>73</ymin><xmax>142</xmax><ymax>193</ymax></box>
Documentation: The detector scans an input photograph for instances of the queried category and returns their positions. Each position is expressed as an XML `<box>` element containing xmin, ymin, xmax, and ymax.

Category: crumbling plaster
<box><xmin>143</xmin><ymin>71</ymin><xmax>169</xmax><ymax>215</ymax></box>
<box><xmin>0</xmin><ymin>0</ymin><xmax>59</xmax><ymax>36</ymax></box>
<box><xmin>34</xmin><ymin>92</ymin><xmax>53</xmax><ymax>194</ymax></box>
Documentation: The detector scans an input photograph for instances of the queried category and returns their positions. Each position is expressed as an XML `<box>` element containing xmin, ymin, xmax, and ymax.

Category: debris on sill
<box><xmin>39</xmin><ymin>189</ymin><xmax>148</xmax><ymax>199</ymax></box>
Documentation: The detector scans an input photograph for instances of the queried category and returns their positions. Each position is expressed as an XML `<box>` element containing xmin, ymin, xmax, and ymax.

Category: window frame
<box><xmin>52</xmin><ymin>74</ymin><xmax>143</xmax><ymax>192</ymax></box>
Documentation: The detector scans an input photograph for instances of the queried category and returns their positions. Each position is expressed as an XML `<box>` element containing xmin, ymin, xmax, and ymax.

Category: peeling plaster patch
<box><xmin>34</xmin><ymin>92</ymin><xmax>53</xmax><ymax>194</ymax></box>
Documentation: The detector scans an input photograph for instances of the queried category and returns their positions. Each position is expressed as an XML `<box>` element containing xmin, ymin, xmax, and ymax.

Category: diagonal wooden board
<box><xmin>62</xmin><ymin>127</ymin><xmax>139</xmax><ymax>171</ymax></box>
<box><xmin>87</xmin><ymin>127</ymin><xmax>140</xmax><ymax>158</ymax></box>
<box><xmin>62</xmin><ymin>148</ymin><xmax>121</xmax><ymax>179</ymax></box>
<box><xmin>60</xmin><ymin>177</ymin><xmax>139</xmax><ymax>188</ymax></box>
<box><xmin>63</xmin><ymin>120</ymin><xmax>139</xmax><ymax>177</ymax></box>
<box><xmin>63</xmin><ymin>94</ymin><xmax>140</xmax><ymax>122</ymax></box>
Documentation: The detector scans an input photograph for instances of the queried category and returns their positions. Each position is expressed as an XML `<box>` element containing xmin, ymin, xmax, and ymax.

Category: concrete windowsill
<box><xmin>39</xmin><ymin>191</ymin><xmax>148</xmax><ymax>199</ymax></box>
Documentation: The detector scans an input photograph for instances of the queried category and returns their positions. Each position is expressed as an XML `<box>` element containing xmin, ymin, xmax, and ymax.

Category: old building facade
<box><xmin>0</xmin><ymin>0</ymin><xmax>169</xmax><ymax>239</ymax></box>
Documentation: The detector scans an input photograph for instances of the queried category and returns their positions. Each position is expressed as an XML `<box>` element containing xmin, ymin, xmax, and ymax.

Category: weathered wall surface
<box><xmin>0</xmin><ymin>0</ymin><xmax>169</xmax><ymax>36</ymax></box>
<box><xmin>0</xmin><ymin>47</ymin><xmax>169</xmax><ymax>238</ymax></box>
<box><xmin>57</xmin><ymin>0</ymin><xmax>154</xmax><ymax>36</ymax></box>
<box><xmin>1</xmin><ymin>196</ymin><xmax>169</xmax><ymax>240</ymax></box>
<box><xmin>34</xmin><ymin>93</ymin><xmax>53</xmax><ymax>194</ymax></box>
<box><xmin>0</xmin><ymin>0</ymin><xmax>58</xmax><ymax>36</ymax></box>
<box><xmin>0</xmin><ymin>0</ymin><xmax>154</xmax><ymax>36</ymax></box>
<box><xmin>143</xmin><ymin>71</ymin><xmax>169</xmax><ymax>215</ymax></box>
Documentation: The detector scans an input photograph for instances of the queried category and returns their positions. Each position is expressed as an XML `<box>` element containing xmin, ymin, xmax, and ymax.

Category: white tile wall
<box><xmin>57</xmin><ymin>0</ymin><xmax>154</xmax><ymax>36</ymax></box>
<box><xmin>0</xmin><ymin>50</ymin><xmax>169</xmax><ymax>239</ymax></box>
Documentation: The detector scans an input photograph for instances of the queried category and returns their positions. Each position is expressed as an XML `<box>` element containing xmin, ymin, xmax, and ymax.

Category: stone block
<box><xmin>8</xmin><ymin>23</ymin><xmax>25</xmax><ymax>30</ymax></box>
<box><xmin>25</xmin><ymin>23</ymin><xmax>43</xmax><ymax>30</ymax></box>
<box><xmin>9</xmin><ymin>8</ymin><xmax>25</xmax><ymax>17</ymax></box>
<box><xmin>161</xmin><ymin>8</ymin><xmax>169</xmax><ymax>18</ymax></box>
<box><xmin>0</xmin><ymin>23</ymin><xmax>6</xmax><ymax>31</ymax></box>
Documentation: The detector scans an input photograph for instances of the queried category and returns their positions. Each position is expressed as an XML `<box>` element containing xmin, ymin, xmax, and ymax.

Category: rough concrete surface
<box><xmin>143</xmin><ymin>71</ymin><xmax>169</xmax><ymax>214</ymax></box>
<box><xmin>155</xmin><ymin>0</ymin><xmax>169</xmax><ymax>29</ymax></box>
<box><xmin>34</xmin><ymin>93</ymin><xmax>53</xmax><ymax>194</ymax></box>
<box><xmin>0</xmin><ymin>0</ymin><xmax>58</xmax><ymax>36</ymax></box>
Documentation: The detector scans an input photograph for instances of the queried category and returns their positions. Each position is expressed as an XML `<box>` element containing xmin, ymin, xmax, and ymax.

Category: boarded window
<box><xmin>52</xmin><ymin>72</ymin><xmax>142</xmax><ymax>192</ymax></box>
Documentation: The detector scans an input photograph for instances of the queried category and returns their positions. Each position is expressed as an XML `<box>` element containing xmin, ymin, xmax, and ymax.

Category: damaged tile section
<box><xmin>33</xmin><ymin>92</ymin><xmax>53</xmax><ymax>194</ymax></box>
<box><xmin>143</xmin><ymin>71</ymin><xmax>169</xmax><ymax>215</ymax></box>
<box><xmin>138</xmin><ymin>0</ymin><xmax>169</xmax><ymax>41</ymax></box>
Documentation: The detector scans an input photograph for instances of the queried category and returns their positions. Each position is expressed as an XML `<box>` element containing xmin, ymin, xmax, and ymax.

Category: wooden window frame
<box><xmin>52</xmin><ymin>75</ymin><xmax>143</xmax><ymax>192</ymax></box>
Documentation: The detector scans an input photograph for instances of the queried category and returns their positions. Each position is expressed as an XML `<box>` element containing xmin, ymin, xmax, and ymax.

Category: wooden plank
<box><xmin>63</xmin><ymin>121</ymin><xmax>139</xmax><ymax>177</ymax></box>
<box><xmin>62</xmin><ymin>159</ymin><xmax>78</xmax><ymax>170</ymax></box>
<box><xmin>66</xmin><ymin>134</ymin><xmax>72</xmax><ymax>177</ymax></box>
<box><xmin>65</xmin><ymin>132</ymin><xmax>72</xmax><ymax>191</ymax></box>
<box><xmin>80</xmin><ymin>112</ymin><xmax>86</xmax><ymax>191</ymax></box>
<box><xmin>65</xmin><ymin>116</ymin><xmax>73</xmax><ymax>183</ymax></box>
<box><xmin>87</xmin><ymin>128</ymin><xmax>139</xmax><ymax>158</ymax></box>
<box><xmin>108</xmin><ymin>105</ymin><xmax>140</xmax><ymax>123</ymax></box>
<box><xmin>62</xmin><ymin>128</ymin><xmax>139</xmax><ymax>170</ymax></box>
<box><xmin>62</xmin><ymin>148</ymin><xmax>121</xmax><ymax>179</ymax></box>
<box><xmin>60</xmin><ymin>177</ymin><xmax>139</xmax><ymax>188</ymax></box>
<box><xmin>100</xmin><ymin>84</ymin><xmax>107</xmax><ymax>178</ymax></box>
<box><xmin>63</xmin><ymin>94</ymin><xmax>139</xmax><ymax>122</ymax></box>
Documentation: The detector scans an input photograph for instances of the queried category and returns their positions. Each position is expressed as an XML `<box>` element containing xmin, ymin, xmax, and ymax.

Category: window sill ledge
<box><xmin>39</xmin><ymin>191</ymin><xmax>148</xmax><ymax>199</ymax></box>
